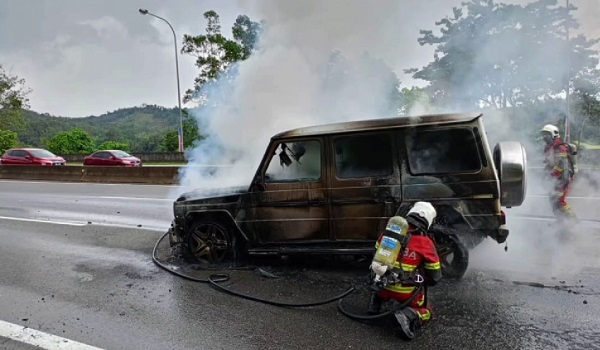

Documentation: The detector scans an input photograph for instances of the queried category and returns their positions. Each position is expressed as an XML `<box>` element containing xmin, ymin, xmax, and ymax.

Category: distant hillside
<box><xmin>21</xmin><ymin>105</ymin><xmax>181</xmax><ymax>152</ymax></box>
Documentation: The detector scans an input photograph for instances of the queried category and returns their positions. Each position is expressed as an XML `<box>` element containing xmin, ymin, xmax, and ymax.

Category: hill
<box><xmin>20</xmin><ymin>105</ymin><xmax>182</xmax><ymax>152</ymax></box>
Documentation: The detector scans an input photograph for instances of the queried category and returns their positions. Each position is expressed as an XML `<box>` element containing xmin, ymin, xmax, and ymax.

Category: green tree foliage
<box><xmin>160</xmin><ymin>110</ymin><xmax>203</xmax><ymax>152</ymax></box>
<box><xmin>43</xmin><ymin>128</ymin><xmax>96</xmax><ymax>155</ymax></box>
<box><xmin>0</xmin><ymin>65</ymin><xmax>29</xmax><ymax>134</ymax></box>
<box><xmin>408</xmin><ymin>0</ymin><xmax>600</xmax><ymax>110</ymax></box>
<box><xmin>20</xmin><ymin>105</ymin><xmax>192</xmax><ymax>152</ymax></box>
<box><xmin>0</xmin><ymin>129</ymin><xmax>18</xmax><ymax>155</ymax></box>
<box><xmin>181</xmin><ymin>11</ymin><xmax>261</xmax><ymax>104</ymax></box>
<box><xmin>398</xmin><ymin>87</ymin><xmax>431</xmax><ymax>116</ymax></box>
<box><xmin>98</xmin><ymin>141</ymin><xmax>130</xmax><ymax>152</ymax></box>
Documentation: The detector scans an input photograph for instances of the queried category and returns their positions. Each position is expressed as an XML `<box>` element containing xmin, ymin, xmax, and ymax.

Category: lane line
<box><xmin>527</xmin><ymin>194</ymin><xmax>600</xmax><ymax>200</ymax></box>
<box><xmin>0</xmin><ymin>216</ymin><xmax>88</xmax><ymax>226</ymax></box>
<box><xmin>0</xmin><ymin>319</ymin><xmax>105</xmax><ymax>350</ymax></box>
<box><xmin>0</xmin><ymin>215</ymin><xmax>168</xmax><ymax>231</ymax></box>
<box><xmin>99</xmin><ymin>196</ymin><xmax>173</xmax><ymax>202</ymax></box>
<box><xmin>0</xmin><ymin>179</ymin><xmax>183</xmax><ymax>188</ymax></box>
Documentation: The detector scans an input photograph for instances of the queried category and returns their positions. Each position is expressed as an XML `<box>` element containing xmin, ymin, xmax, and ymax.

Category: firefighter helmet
<box><xmin>407</xmin><ymin>202</ymin><xmax>437</xmax><ymax>230</ymax></box>
<box><xmin>541</xmin><ymin>124</ymin><xmax>560</xmax><ymax>139</ymax></box>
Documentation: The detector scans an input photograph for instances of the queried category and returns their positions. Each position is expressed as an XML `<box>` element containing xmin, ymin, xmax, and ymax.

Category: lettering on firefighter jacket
<box><xmin>375</xmin><ymin>229</ymin><xmax>441</xmax><ymax>294</ymax></box>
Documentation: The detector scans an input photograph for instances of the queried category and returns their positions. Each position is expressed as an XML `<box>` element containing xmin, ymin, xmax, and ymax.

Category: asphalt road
<box><xmin>1</xmin><ymin>180</ymin><xmax>600</xmax><ymax>349</ymax></box>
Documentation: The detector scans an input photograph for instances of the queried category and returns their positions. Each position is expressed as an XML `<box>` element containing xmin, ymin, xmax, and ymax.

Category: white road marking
<box><xmin>0</xmin><ymin>319</ymin><xmax>105</xmax><ymax>350</ymax></box>
<box><xmin>0</xmin><ymin>179</ymin><xmax>182</xmax><ymax>188</ymax></box>
<box><xmin>99</xmin><ymin>196</ymin><xmax>173</xmax><ymax>202</ymax></box>
<box><xmin>0</xmin><ymin>216</ymin><xmax>88</xmax><ymax>226</ymax></box>
<box><xmin>527</xmin><ymin>194</ymin><xmax>600</xmax><ymax>200</ymax></box>
<box><xmin>0</xmin><ymin>215</ymin><xmax>168</xmax><ymax>231</ymax></box>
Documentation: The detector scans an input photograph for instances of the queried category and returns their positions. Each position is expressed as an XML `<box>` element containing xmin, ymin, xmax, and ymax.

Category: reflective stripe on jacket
<box><xmin>375</xmin><ymin>227</ymin><xmax>442</xmax><ymax>293</ymax></box>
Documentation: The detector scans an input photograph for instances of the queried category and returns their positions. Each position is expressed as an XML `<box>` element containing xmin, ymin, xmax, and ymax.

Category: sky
<box><xmin>0</xmin><ymin>0</ymin><xmax>598</xmax><ymax>118</ymax></box>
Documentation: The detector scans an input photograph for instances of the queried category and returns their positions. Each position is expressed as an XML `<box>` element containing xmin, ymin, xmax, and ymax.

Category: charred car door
<box><xmin>328</xmin><ymin>131</ymin><xmax>401</xmax><ymax>242</ymax></box>
<box><xmin>241</xmin><ymin>138</ymin><xmax>329</xmax><ymax>245</ymax></box>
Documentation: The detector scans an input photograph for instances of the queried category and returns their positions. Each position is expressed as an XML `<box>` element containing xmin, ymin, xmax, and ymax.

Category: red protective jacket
<box><xmin>544</xmin><ymin>138</ymin><xmax>571</xmax><ymax>183</ymax></box>
<box><xmin>375</xmin><ymin>226</ymin><xmax>442</xmax><ymax>295</ymax></box>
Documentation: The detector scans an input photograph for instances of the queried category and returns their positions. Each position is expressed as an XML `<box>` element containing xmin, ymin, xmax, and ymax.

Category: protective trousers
<box><xmin>549</xmin><ymin>182</ymin><xmax>575</xmax><ymax>219</ymax></box>
<box><xmin>378</xmin><ymin>288</ymin><xmax>431</xmax><ymax>324</ymax></box>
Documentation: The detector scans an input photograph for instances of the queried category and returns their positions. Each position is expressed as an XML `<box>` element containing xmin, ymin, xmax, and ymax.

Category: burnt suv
<box><xmin>168</xmin><ymin>113</ymin><xmax>527</xmax><ymax>277</ymax></box>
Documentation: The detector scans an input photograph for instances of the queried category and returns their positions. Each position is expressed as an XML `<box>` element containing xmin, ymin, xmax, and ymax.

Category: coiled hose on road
<box><xmin>151</xmin><ymin>231</ymin><xmax>421</xmax><ymax>320</ymax></box>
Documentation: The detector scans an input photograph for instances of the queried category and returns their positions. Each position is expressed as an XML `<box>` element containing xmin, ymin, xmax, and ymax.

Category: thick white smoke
<box><xmin>174</xmin><ymin>0</ymin><xmax>600</xmax><ymax>279</ymax></box>
<box><xmin>177</xmin><ymin>0</ymin><xmax>413</xmax><ymax>190</ymax></box>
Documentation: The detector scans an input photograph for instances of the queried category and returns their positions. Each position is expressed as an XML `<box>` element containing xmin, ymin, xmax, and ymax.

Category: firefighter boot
<box><xmin>367</xmin><ymin>293</ymin><xmax>382</xmax><ymax>315</ymax></box>
<box><xmin>395</xmin><ymin>307</ymin><xmax>421</xmax><ymax>340</ymax></box>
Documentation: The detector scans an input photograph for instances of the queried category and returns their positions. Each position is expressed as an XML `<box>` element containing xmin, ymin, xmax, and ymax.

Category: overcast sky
<box><xmin>0</xmin><ymin>0</ymin><xmax>598</xmax><ymax>118</ymax></box>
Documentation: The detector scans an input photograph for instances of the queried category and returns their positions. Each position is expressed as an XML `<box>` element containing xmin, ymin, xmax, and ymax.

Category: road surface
<box><xmin>1</xmin><ymin>179</ymin><xmax>600</xmax><ymax>349</ymax></box>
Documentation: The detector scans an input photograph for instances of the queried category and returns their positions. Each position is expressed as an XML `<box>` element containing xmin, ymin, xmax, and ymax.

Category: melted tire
<box><xmin>430</xmin><ymin>225</ymin><xmax>470</xmax><ymax>279</ymax></box>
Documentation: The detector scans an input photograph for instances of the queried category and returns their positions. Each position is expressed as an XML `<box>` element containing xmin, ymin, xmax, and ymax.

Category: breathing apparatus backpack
<box><xmin>561</xmin><ymin>142</ymin><xmax>578</xmax><ymax>175</ymax></box>
<box><xmin>370</xmin><ymin>216</ymin><xmax>411</xmax><ymax>290</ymax></box>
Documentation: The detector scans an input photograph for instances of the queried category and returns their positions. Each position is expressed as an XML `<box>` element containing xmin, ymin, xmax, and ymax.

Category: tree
<box><xmin>398</xmin><ymin>87</ymin><xmax>432</xmax><ymax>116</ymax></box>
<box><xmin>98</xmin><ymin>141</ymin><xmax>130</xmax><ymax>151</ymax></box>
<box><xmin>408</xmin><ymin>0</ymin><xmax>600</xmax><ymax>110</ymax></box>
<box><xmin>131</xmin><ymin>132</ymin><xmax>164</xmax><ymax>153</ymax></box>
<box><xmin>43</xmin><ymin>128</ymin><xmax>96</xmax><ymax>155</ymax></box>
<box><xmin>160</xmin><ymin>110</ymin><xmax>204</xmax><ymax>152</ymax></box>
<box><xmin>0</xmin><ymin>65</ymin><xmax>30</xmax><ymax>134</ymax></box>
<box><xmin>181</xmin><ymin>11</ymin><xmax>261</xmax><ymax>104</ymax></box>
<box><xmin>0</xmin><ymin>129</ymin><xmax>18</xmax><ymax>155</ymax></box>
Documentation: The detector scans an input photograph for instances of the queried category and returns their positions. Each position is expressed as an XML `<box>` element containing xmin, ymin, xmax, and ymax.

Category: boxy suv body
<box><xmin>168</xmin><ymin>113</ymin><xmax>527</xmax><ymax>275</ymax></box>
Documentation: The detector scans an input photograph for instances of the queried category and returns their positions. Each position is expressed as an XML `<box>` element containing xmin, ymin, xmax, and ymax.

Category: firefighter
<box><xmin>540</xmin><ymin>124</ymin><xmax>577</xmax><ymax>222</ymax></box>
<box><xmin>367</xmin><ymin>202</ymin><xmax>442</xmax><ymax>340</ymax></box>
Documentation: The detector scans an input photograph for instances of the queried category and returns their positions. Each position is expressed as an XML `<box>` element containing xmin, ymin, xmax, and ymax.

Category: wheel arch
<box><xmin>185</xmin><ymin>210</ymin><xmax>250</xmax><ymax>243</ymax></box>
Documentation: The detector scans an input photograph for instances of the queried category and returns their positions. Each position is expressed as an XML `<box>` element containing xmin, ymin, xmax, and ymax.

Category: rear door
<box><xmin>327</xmin><ymin>131</ymin><xmax>401</xmax><ymax>242</ymax></box>
<box><xmin>240</xmin><ymin>138</ymin><xmax>329</xmax><ymax>244</ymax></box>
<box><xmin>95</xmin><ymin>152</ymin><xmax>110</xmax><ymax>165</ymax></box>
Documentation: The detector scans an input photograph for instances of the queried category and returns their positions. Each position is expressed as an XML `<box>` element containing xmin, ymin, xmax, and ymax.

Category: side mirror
<box><xmin>25</xmin><ymin>155</ymin><xmax>32</xmax><ymax>160</ymax></box>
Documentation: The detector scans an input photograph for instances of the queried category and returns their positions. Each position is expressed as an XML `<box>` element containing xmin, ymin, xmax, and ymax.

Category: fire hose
<box><xmin>152</xmin><ymin>231</ymin><xmax>420</xmax><ymax>319</ymax></box>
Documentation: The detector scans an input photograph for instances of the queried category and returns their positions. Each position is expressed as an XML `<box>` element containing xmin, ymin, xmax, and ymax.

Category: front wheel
<box><xmin>184</xmin><ymin>220</ymin><xmax>235</xmax><ymax>264</ymax></box>
<box><xmin>430</xmin><ymin>225</ymin><xmax>469</xmax><ymax>279</ymax></box>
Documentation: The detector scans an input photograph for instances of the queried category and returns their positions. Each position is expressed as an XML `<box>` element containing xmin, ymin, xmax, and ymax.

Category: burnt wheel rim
<box><xmin>188</xmin><ymin>224</ymin><xmax>230</xmax><ymax>263</ymax></box>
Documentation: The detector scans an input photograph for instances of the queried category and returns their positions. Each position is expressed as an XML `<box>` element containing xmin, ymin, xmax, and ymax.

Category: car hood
<box><xmin>120</xmin><ymin>157</ymin><xmax>141</xmax><ymax>162</ymax></box>
<box><xmin>175</xmin><ymin>186</ymin><xmax>248</xmax><ymax>204</ymax></box>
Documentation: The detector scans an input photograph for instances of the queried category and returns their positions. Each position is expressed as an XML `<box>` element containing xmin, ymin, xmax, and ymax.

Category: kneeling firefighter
<box><xmin>367</xmin><ymin>201</ymin><xmax>442</xmax><ymax>339</ymax></box>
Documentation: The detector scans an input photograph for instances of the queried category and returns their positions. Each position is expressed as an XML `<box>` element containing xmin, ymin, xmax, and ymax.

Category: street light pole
<box><xmin>565</xmin><ymin>0</ymin><xmax>571</xmax><ymax>143</ymax></box>
<box><xmin>139</xmin><ymin>9</ymin><xmax>184</xmax><ymax>153</ymax></box>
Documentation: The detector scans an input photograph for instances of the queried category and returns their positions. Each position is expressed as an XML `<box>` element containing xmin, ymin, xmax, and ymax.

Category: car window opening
<box><xmin>406</xmin><ymin>128</ymin><xmax>482</xmax><ymax>175</ymax></box>
<box><xmin>265</xmin><ymin>140</ymin><xmax>321</xmax><ymax>182</ymax></box>
<box><xmin>334</xmin><ymin>134</ymin><xmax>393</xmax><ymax>179</ymax></box>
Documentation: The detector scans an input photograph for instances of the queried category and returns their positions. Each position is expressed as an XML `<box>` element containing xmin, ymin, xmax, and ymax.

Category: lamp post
<box><xmin>565</xmin><ymin>0</ymin><xmax>571</xmax><ymax>143</ymax></box>
<box><xmin>139</xmin><ymin>8</ymin><xmax>184</xmax><ymax>153</ymax></box>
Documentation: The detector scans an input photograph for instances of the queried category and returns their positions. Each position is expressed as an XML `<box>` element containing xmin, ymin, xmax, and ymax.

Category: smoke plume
<box><xmin>175</xmin><ymin>1</ymin><xmax>600</xmax><ymax>278</ymax></box>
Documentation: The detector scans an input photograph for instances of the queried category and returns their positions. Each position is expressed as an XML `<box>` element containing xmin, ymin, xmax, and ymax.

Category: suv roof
<box><xmin>272</xmin><ymin>113</ymin><xmax>482</xmax><ymax>139</ymax></box>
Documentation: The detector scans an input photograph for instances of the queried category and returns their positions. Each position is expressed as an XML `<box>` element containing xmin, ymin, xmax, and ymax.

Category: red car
<box><xmin>0</xmin><ymin>148</ymin><xmax>66</xmax><ymax>166</ymax></box>
<box><xmin>83</xmin><ymin>150</ymin><xmax>142</xmax><ymax>167</ymax></box>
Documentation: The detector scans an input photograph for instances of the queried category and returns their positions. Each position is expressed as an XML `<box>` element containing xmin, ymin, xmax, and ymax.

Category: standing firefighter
<box><xmin>540</xmin><ymin>124</ymin><xmax>577</xmax><ymax>221</ymax></box>
<box><xmin>367</xmin><ymin>202</ymin><xmax>442</xmax><ymax>340</ymax></box>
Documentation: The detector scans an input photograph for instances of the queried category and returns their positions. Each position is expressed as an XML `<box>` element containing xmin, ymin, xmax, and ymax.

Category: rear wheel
<box><xmin>184</xmin><ymin>220</ymin><xmax>235</xmax><ymax>264</ymax></box>
<box><xmin>430</xmin><ymin>225</ymin><xmax>469</xmax><ymax>279</ymax></box>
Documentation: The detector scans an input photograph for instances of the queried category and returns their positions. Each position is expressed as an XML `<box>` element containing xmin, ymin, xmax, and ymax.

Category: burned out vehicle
<box><xmin>168</xmin><ymin>113</ymin><xmax>527</xmax><ymax>278</ymax></box>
